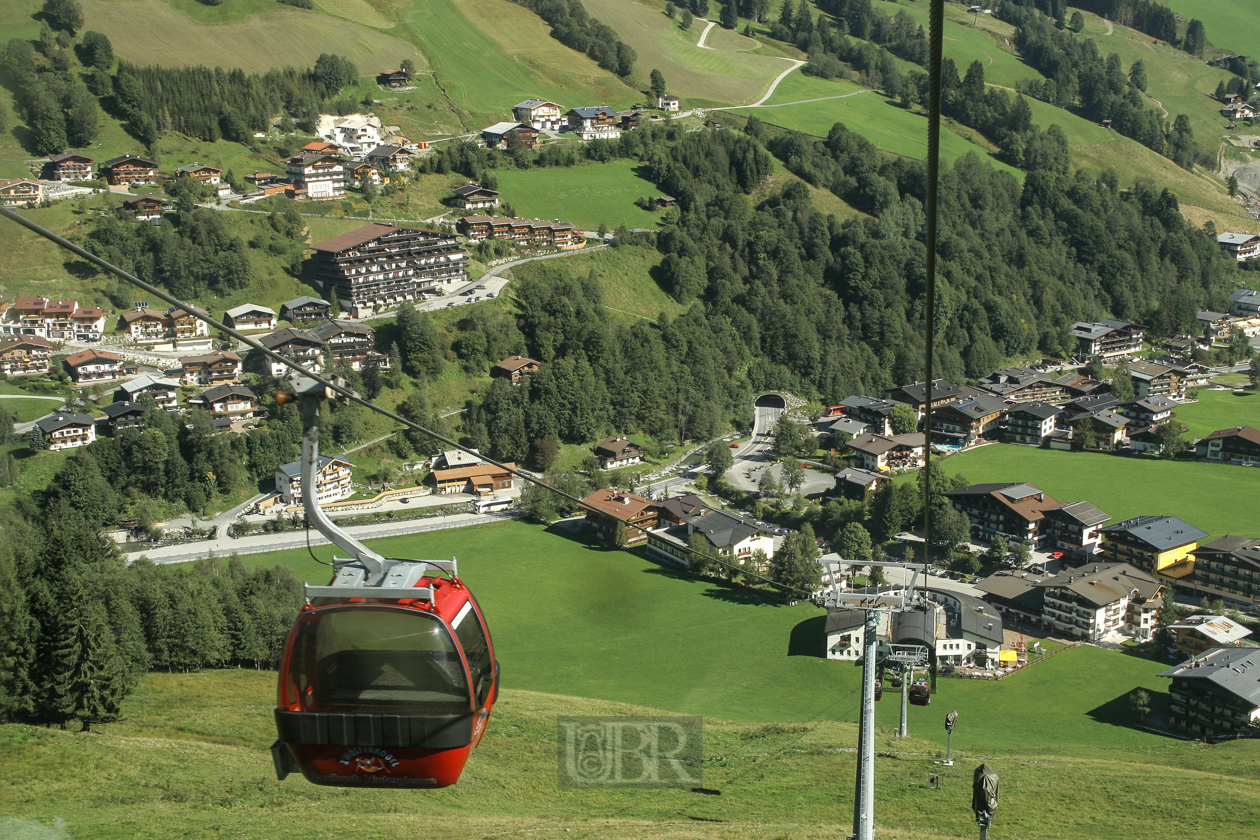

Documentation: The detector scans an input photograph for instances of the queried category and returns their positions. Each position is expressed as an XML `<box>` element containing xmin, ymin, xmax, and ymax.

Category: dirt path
<box><xmin>1104</xmin><ymin>18</ymin><xmax>1114</xmax><ymax>35</ymax></box>
<box><xmin>732</xmin><ymin>59</ymin><xmax>807</xmax><ymax>108</ymax></box>
<box><xmin>696</xmin><ymin>19</ymin><xmax>717</xmax><ymax>50</ymax></box>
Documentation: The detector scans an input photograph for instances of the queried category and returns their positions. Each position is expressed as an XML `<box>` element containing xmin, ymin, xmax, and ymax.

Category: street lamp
<box><xmin>944</xmin><ymin>710</ymin><xmax>957</xmax><ymax>765</ymax></box>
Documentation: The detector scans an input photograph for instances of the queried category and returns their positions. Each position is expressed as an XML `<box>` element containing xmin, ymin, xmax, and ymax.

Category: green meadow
<box><xmin>932</xmin><ymin>443</ymin><xmax>1260</xmax><ymax>538</ymax></box>
<box><xmin>1173</xmin><ymin>388</ymin><xmax>1260</xmax><ymax>441</ymax></box>
<box><xmin>494</xmin><ymin>160</ymin><xmax>665</xmax><ymax>229</ymax></box>
<box><xmin>12</xmin><ymin>519</ymin><xmax>1255</xmax><ymax>838</ymax></box>
<box><xmin>1162</xmin><ymin>0</ymin><xmax>1260</xmax><ymax>58</ymax></box>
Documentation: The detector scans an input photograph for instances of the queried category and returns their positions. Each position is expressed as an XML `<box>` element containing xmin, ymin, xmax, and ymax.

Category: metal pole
<box><xmin>979</xmin><ymin>827</ymin><xmax>988</xmax><ymax>840</ymax></box>
<box><xmin>853</xmin><ymin>610</ymin><xmax>879</xmax><ymax>840</ymax></box>
<box><xmin>945</xmin><ymin>728</ymin><xmax>954</xmax><ymax>766</ymax></box>
<box><xmin>899</xmin><ymin>666</ymin><xmax>910</xmax><ymax>738</ymax></box>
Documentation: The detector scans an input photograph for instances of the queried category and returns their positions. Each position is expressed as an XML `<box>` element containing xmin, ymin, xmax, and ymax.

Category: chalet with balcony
<box><xmin>1199</xmin><ymin>425</ymin><xmax>1260</xmax><ymax>463</ymax></box>
<box><xmin>166</xmin><ymin>306</ymin><xmax>209</xmax><ymax>343</ymax></box>
<box><xmin>929</xmin><ymin>395</ymin><xmax>1006</xmax><ymax>448</ymax></box>
<box><xmin>186</xmin><ymin>383</ymin><xmax>260</xmax><ymax>421</ymax></box>
<box><xmin>365</xmin><ymin>145</ymin><xmax>413</xmax><ymax>172</ymax></box>
<box><xmin>976</xmin><ymin>570</ymin><xmax>1047</xmax><ymax>625</ymax></box>
<box><xmin>379</xmin><ymin>68</ymin><xmax>410</xmax><ymax>87</ymax></box>
<box><xmin>450</xmin><ymin>182</ymin><xmax>499</xmax><ymax>209</ymax></box>
<box><xmin>1120</xmin><ymin>396</ymin><xmax>1177</xmax><ymax>426</ymax></box>
<box><xmin>836</xmin><ymin>394</ymin><xmax>912</xmax><ymax>436</ymax></box>
<box><xmin>1217</xmin><ymin>232</ymin><xmax>1260</xmax><ymax>262</ymax></box>
<box><xmin>653</xmin><ymin>508</ymin><xmax>774</xmax><ymax>571</ymax></box>
<box><xmin>944</xmin><ymin>482</ymin><xmax>1062</xmax><ymax>548</ymax></box>
<box><xmin>100</xmin><ymin>400</ymin><xmax>150</xmax><ymax>435</ymax></box>
<box><xmin>513</xmin><ymin>99</ymin><xmax>563</xmax><ymax>130</ymax></box>
<box><xmin>1162</xmin><ymin>647</ymin><xmax>1260</xmax><ymax>738</ymax></box>
<box><xmin>1067</xmin><ymin>408</ymin><xmax>1129</xmax><ymax>450</ymax></box>
<box><xmin>1037</xmin><ymin>562</ymin><xmax>1162</xmax><ymax>642</ymax></box>
<box><xmin>44</xmin><ymin>152</ymin><xmax>93</xmax><ymax>181</ymax></box>
<box><xmin>275</xmin><ymin>454</ymin><xmax>355</xmax><ymax>505</ymax></box>
<box><xmin>0</xmin><ymin>336</ymin><xmax>54</xmax><ymax>376</ymax></box>
<box><xmin>427</xmin><ymin>462</ymin><xmax>517</xmax><ymax>495</ymax></box>
<box><xmin>173</xmin><ymin>162</ymin><xmax>222</xmax><ymax>185</ymax></box>
<box><xmin>566</xmin><ymin>106</ymin><xmax>621</xmax><ymax>140</ymax></box>
<box><xmin>64</xmin><ymin>348</ymin><xmax>128</xmax><ymax>383</ymax></box>
<box><xmin>490</xmin><ymin>355</ymin><xmax>540</xmax><ymax>383</ymax></box>
<box><xmin>1072</xmin><ymin>320</ymin><xmax>1145</xmax><ymax>359</ymax></box>
<box><xmin>1197</xmin><ymin>310</ymin><xmax>1233</xmax><ymax>344</ymax></box>
<box><xmin>102</xmin><ymin>155</ymin><xmax>158</xmax><ymax>185</ymax></box>
<box><xmin>976</xmin><ymin>367</ymin><xmax>1068</xmax><ymax>404</ymax></box>
<box><xmin>71</xmin><ymin>307</ymin><xmax>106</xmax><ymax>340</ymax></box>
<box><xmin>1187</xmin><ymin>536</ymin><xmax>1260</xmax><ymax>609</ymax></box>
<box><xmin>886</xmin><ymin>379</ymin><xmax>962</xmax><ymax>417</ymax></box>
<box><xmin>1128</xmin><ymin>359</ymin><xmax>1185</xmax><ymax>399</ymax></box>
<box><xmin>659</xmin><ymin>94</ymin><xmax>680</xmax><ymax>111</ymax></box>
<box><xmin>480</xmin><ymin>122</ymin><xmax>540</xmax><ymax>150</ymax></box>
<box><xmin>258</xmin><ymin>327</ymin><xmax>323</xmax><ymax>375</ymax></box>
<box><xmin>1054</xmin><ymin>372</ymin><xmax>1107</xmax><ymax>398</ymax></box>
<box><xmin>347</xmin><ymin>161</ymin><xmax>385</xmax><ymax>188</ymax></box>
<box><xmin>280</xmin><ymin>296</ymin><xmax>331</xmax><ymax>324</ymax></box>
<box><xmin>40</xmin><ymin>300</ymin><xmax>78</xmax><ymax>340</ymax></box>
<box><xmin>456</xmin><ymin>215</ymin><xmax>581</xmax><ymax>248</ymax></box>
<box><xmin>117</xmin><ymin>374</ymin><xmax>180</xmax><ymax>409</ymax></box>
<box><xmin>1228</xmin><ymin>288</ymin><xmax>1260</xmax><ymax>318</ymax></box>
<box><xmin>0</xmin><ymin>178</ymin><xmax>41</xmax><ymax>206</ymax></box>
<box><xmin>1169</xmin><ymin>615</ymin><xmax>1252</xmax><ymax>657</ymax></box>
<box><xmin>581</xmin><ymin>489</ymin><xmax>659</xmax><ymax>546</ymax></box>
<box><xmin>120</xmin><ymin>194</ymin><xmax>166</xmax><ymax>221</ymax></box>
<box><xmin>286</xmin><ymin>153</ymin><xmax>345</xmax><ymax>199</ymax></box>
<box><xmin>10</xmin><ymin>297</ymin><xmax>50</xmax><ymax>336</ymax></box>
<box><xmin>33</xmin><ymin>412</ymin><xmax>96</xmax><ymax>452</ymax></box>
<box><xmin>595</xmin><ymin>436</ymin><xmax>645</xmax><ymax>470</ymax></box>
<box><xmin>1003</xmin><ymin>401</ymin><xmax>1059</xmax><ymax>445</ymax></box>
<box><xmin>223</xmin><ymin>304</ymin><xmax>276</xmax><ymax>331</ymax></box>
<box><xmin>308</xmin><ymin>224</ymin><xmax>469</xmax><ymax>318</ymax></box>
<box><xmin>1100</xmin><ymin>515</ymin><xmax>1207</xmax><ymax>576</ymax></box>
<box><xmin>833</xmin><ymin>466</ymin><xmax>889</xmax><ymax>502</ymax></box>
<box><xmin>244</xmin><ymin>170</ymin><xmax>278</xmax><ymax>187</ymax></box>
<box><xmin>845</xmin><ymin>432</ymin><xmax>925</xmax><ymax>472</ymax></box>
<box><xmin>1043</xmin><ymin>500</ymin><xmax>1109</xmax><ymax>558</ymax></box>
<box><xmin>308</xmin><ymin>319</ymin><xmax>386</xmax><ymax>370</ymax></box>
<box><xmin>179</xmin><ymin>350</ymin><xmax>241</xmax><ymax>386</ymax></box>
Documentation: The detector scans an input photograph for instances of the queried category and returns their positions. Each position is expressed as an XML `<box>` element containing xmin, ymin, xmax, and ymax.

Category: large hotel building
<box><xmin>308</xmin><ymin>224</ymin><xmax>469</xmax><ymax>318</ymax></box>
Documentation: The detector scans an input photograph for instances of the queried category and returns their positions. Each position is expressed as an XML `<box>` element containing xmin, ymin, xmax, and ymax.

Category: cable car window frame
<box><xmin>451</xmin><ymin>594</ymin><xmax>493</xmax><ymax>708</ymax></box>
<box><xmin>286</xmin><ymin>605</ymin><xmax>474</xmax><ymax>715</ymax></box>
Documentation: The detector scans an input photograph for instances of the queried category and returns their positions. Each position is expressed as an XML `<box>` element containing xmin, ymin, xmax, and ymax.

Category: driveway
<box><xmin>5</xmin><ymin>394</ymin><xmax>68</xmax><ymax>432</ymax></box>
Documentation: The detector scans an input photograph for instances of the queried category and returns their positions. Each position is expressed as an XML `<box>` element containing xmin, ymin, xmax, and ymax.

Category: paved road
<box><xmin>134</xmin><ymin>511</ymin><xmax>522</xmax><ymax>565</ymax></box>
<box><xmin>745</xmin><ymin>59</ymin><xmax>807</xmax><ymax>108</ymax></box>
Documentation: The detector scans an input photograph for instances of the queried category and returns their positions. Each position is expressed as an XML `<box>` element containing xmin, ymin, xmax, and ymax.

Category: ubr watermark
<box><xmin>557</xmin><ymin>716</ymin><xmax>702</xmax><ymax>788</ymax></box>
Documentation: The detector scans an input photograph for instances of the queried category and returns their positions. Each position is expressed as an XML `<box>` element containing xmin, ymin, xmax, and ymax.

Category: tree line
<box><xmin>1009</xmin><ymin>13</ymin><xmax>1207</xmax><ymax>169</ymax></box>
<box><xmin>508</xmin><ymin>0</ymin><xmax>637</xmax><ymax>79</ymax></box>
<box><xmin>0</xmin><ymin>509</ymin><xmax>301</xmax><ymax>730</ymax></box>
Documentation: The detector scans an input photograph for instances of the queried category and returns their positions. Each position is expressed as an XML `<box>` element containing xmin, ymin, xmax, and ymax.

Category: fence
<box><xmin>947</xmin><ymin>641</ymin><xmax>1083</xmax><ymax>681</ymax></box>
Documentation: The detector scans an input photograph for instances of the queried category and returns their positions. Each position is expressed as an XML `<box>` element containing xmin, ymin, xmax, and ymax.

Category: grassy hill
<box><xmin>5</xmin><ymin>520</ymin><xmax>1259</xmax><ymax>838</ymax></box>
<box><xmin>1161</xmin><ymin>0</ymin><xmax>1260</xmax><ymax>59</ymax></box>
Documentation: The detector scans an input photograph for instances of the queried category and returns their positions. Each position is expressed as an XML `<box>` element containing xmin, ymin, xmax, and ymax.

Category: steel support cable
<box><xmin>0</xmin><ymin>206</ymin><xmax>815</xmax><ymax>596</ymax></box>
<box><xmin>922</xmin><ymin>0</ymin><xmax>944</xmax><ymax>574</ymax></box>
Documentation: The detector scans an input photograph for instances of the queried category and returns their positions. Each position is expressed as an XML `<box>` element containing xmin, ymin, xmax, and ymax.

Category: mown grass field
<box><xmin>79</xmin><ymin>0</ymin><xmax>419</xmax><ymax>74</ymax></box>
<box><xmin>737</xmin><ymin>80</ymin><xmax>1023</xmax><ymax>177</ymax></box>
<box><xmin>872</xmin><ymin>0</ymin><xmax>1034</xmax><ymax>89</ymax></box>
<box><xmin>395</xmin><ymin>0</ymin><xmax>634</xmax><ymax>127</ymax></box>
<box><xmin>1173</xmin><ymin>388</ymin><xmax>1260</xmax><ymax>440</ymax></box>
<box><xmin>0</xmin><ymin>396</ymin><xmax>62</xmax><ymax>423</ymax></box>
<box><xmin>934</xmin><ymin>443</ymin><xmax>1260</xmax><ymax>538</ymax></box>
<box><xmin>507</xmin><ymin>243</ymin><xmax>683</xmax><ymax>322</ymax></box>
<box><xmin>5</xmin><ymin>669</ymin><xmax>1259</xmax><ymax>839</ymax></box>
<box><xmin>584</xmin><ymin>0</ymin><xmax>794</xmax><ymax>107</ymax></box>
<box><xmin>494</xmin><ymin>160</ymin><xmax>665</xmax><ymax>229</ymax></box>
<box><xmin>19</xmin><ymin>519</ymin><xmax>1256</xmax><ymax>837</ymax></box>
<box><xmin>1162</xmin><ymin>0</ymin><xmax>1260</xmax><ymax>59</ymax></box>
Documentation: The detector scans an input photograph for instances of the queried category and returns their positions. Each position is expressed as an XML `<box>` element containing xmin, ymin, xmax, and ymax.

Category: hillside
<box><xmin>3</xmin><ymin>520</ymin><xmax>1260</xmax><ymax>839</ymax></box>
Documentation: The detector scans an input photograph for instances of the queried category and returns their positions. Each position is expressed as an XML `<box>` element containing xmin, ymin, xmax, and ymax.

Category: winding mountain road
<box><xmin>696</xmin><ymin>19</ymin><xmax>717</xmax><ymax>49</ymax></box>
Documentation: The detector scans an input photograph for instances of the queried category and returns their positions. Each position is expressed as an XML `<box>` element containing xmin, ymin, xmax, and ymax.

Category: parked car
<box><xmin>1048</xmin><ymin>551</ymin><xmax>1064</xmax><ymax>560</ymax></box>
<box><xmin>729</xmin><ymin>443</ymin><xmax>739</xmax><ymax>448</ymax></box>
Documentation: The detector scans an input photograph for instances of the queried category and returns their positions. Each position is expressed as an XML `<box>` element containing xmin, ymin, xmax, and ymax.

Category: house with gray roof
<box><xmin>886</xmin><ymin>379</ymin><xmax>962</xmax><ymax>415</ymax></box>
<box><xmin>100</xmin><ymin>400</ymin><xmax>150</xmax><ymax>434</ymax></box>
<box><xmin>116</xmin><ymin>374</ymin><xmax>180</xmax><ymax>409</ymax></box>
<box><xmin>34</xmin><ymin>412</ymin><xmax>96</xmax><ymax>451</ymax></box>
<box><xmin>513</xmin><ymin>99</ymin><xmax>563</xmax><ymax>130</ymax></box>
<box><xmin>223</xmin><ymin>304</ymin><xmax>276</xmax><ymax>331</ymax></box>
<box><xmin>1043</xmin><ymin>501</ymin><xmax>1109</xmax><ymax>557</ymax></box>
<box><xmin>976</xmin><ymin>367</ymin><xmax>1069</xmax><ymax>403</ymax></box>
<box><xmin>450</xmin><ymin>182</ymin><xmax>500</xmax><ymax>209</ymax></box>
<box><xmin>930</xmin><ymin>394</ymin><xmax>1008</xmax><ymax>448</ymax></box>
<box><xmin>837</xmin><ymin>394</ymin><xmax>911</xmax><ymax>436</ymax></box>
<box><xmin>280</xmin><ymin>296</ymin><xmax>330</xmax><ymax>324</ymax></box>
<box><xmin>1036</xmin><ymin>562</ymin><xmax>1162</xmax><ymax>641</ymax></box>
<box><xmin>645</xmin><ymin>508</ymin><xmax>773</xmax><ymax>570</ymax></box>
<box><xmin>1218</xmin><ymin>232</ymin><xmax>1260</xmax><ymax>262</ymax></box>
<box><xmin>1162</xmin><ymin>647</ymin><xmax>1260</xmax><ymax>737</ymax></box>
<box><xmin>1003</xmin><ymin>401</ymin><xmax>1059</xmax><ymax>445</ymax></box>
<box><xmin>977</xmin><ymin>570</ymin><xmax>1046</xmax><ymax>623</ymax></box>
<box><xmin>833</xmin><ymin>466</ymin><xmax>888</xmax><ymax>502</ymax></box>
<box><xmin>1228</xmin><ymin>287</ymin><xmax>1260</xmax><ymax>317</ymax></box>
<box><xmin>274</xmin><ymin>454</ymin><xmax>355</xmax><ymax>505</ymax></box>
<box><xmin>1072</xmin><ymin>320</ymin><xmax>1144</xmax><ymax>358</ymax></box>
<box><xmin>945</xmin><ymin>483</ymin><xmax>1061</xmax><ymax>547</ymax></box>
<box><xmin>1100</xmin><ymin>515</ymin><xmax>1208</xmax><ymax>575</ymax></box>
<box><xmin>845</xmin><ymin>432</ymin><xmax>925</xmax><ymax>472</ymax></box>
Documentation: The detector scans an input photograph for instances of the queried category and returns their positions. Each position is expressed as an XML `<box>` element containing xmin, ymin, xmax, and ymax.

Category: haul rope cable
<box><xmin>0</xmin><ymin>205</ymin><xmax>817</xmax><ymax>595</ymax></box>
